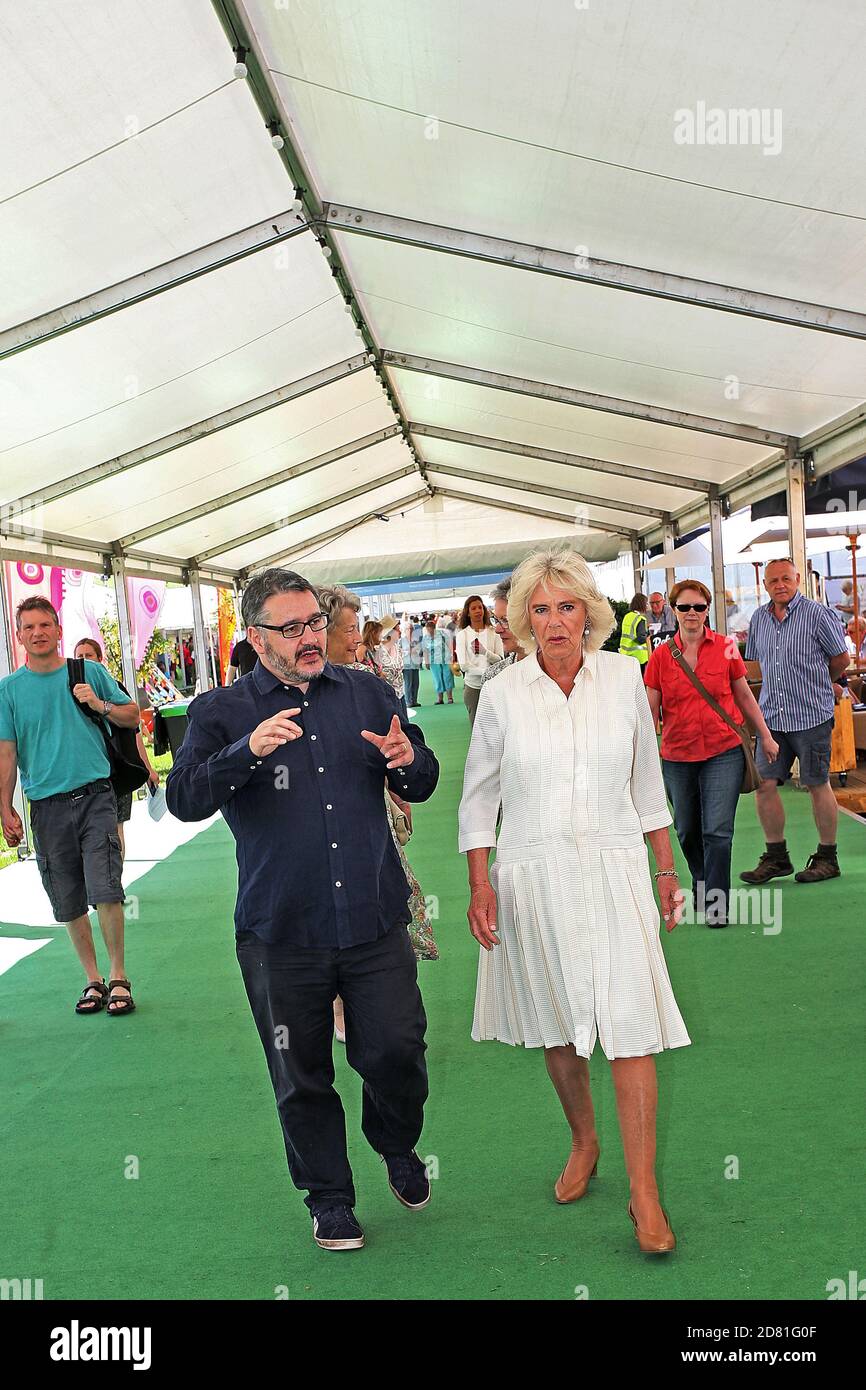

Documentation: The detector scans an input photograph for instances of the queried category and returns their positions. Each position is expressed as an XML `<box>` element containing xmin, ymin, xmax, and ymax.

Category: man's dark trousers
<box><xmin>236</xmin><ymin>923</ymin><xmax>428</xmax><ymax>1210</ymax></box>
<box><xmin>403</xmin><ymin>667</ymin><xmax>420</xmax><ymax>705</ymax></box>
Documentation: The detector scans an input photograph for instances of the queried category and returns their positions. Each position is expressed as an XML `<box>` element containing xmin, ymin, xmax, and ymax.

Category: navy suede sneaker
<box><xmin>381</xmin><ymin>1151</ymin><xmax>431</xmax><ymax>1209</ymax></box>
<box><xmin>311</xmin><ymin>1205</ymin><xmax>365</xmax><ymax>1250</ymax></box>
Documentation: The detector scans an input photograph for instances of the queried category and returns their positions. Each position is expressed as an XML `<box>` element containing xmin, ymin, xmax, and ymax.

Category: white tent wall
<box><xmin>1</xmin><ymin>0</ymin><xmax>865</xmax><ymax>595</ymax></box>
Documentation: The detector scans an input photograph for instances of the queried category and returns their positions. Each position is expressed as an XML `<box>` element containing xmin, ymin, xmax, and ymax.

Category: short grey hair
<box><xmin>491</xmin><ymin>578</ymin><xmax>512</xmax><ymax>604</ymax></box>
<box><xmin>241</xmin><ymin>568</ymin><xmax>319</xmax><ymax>629</ymax></box>
<box><xmin>317</xmin><ymin>584</ymin><xmax>362</xmax><ymax>629</ymax></box>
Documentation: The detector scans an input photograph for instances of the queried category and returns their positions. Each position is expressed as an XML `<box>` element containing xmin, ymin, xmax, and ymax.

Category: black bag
<box><xmin>66</xmin><ymin>658</ymin><xmax>148</xmax><ymax>796</ymax></box>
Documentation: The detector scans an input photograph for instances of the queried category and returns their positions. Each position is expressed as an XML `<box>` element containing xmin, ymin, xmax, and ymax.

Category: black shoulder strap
<box><xmin>66</xmin><ymin>657</ymin><xmax>103</xmax><ymax>727</ymax></box>
<box><xmin>66</xmin><ymin>656</ymin><xmax>84</xmax><ymax>693</ymax></box>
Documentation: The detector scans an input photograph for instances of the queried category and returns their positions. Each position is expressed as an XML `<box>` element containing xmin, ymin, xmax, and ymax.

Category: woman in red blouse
<box><xmin>644</xmin><ymin>580</ymin><xmax>778</xmax><ymax>927</ymax></box>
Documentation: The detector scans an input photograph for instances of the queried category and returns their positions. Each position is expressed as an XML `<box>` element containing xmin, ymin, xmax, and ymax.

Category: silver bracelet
<box><xmin>654</xmin><ymin>868</ymin><xmax>679</xmax><ymax>880</ymax></box>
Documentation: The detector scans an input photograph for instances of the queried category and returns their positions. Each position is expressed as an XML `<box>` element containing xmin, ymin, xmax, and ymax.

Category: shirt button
<box><xmin>335</xmin><ymin>880</ymin><xmax>342</xmax><ymax>888</ymax></box>
<box><xmin>326</xmin><ymin>803</ymin><xmax>333</xmax><ymax>810</ymax></box>
<box><xmin>331</xmin><ymin>842</ymin><xmax>338</xmax><ymax>848</ymax></box>
<box><xmin>303</xmin><ymin>701</ymin><xmax>309</xmax><ymax>707</ymax></box>
<box><xmin>318</xmin><ymin>767</ymin><xmax>324</xmax><ymax>773</ymax></box>
<box><xmin>230</xmin><ymin>784</ymin><xmax>236</xmax><ymax>790</ymax></box>
<box><xmin>310</xmin><ymin>734</ymin><xmax>317</xmax><ymax>741</ymax></box>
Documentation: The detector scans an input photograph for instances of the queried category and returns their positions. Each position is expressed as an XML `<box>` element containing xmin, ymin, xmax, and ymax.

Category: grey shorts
<box><xmin>755</xmin><ymin>719</ymin><xmax>834</xmax><ymax>788</ymax></box>
<box><xmin>29</xmin><ymin>784</ymin><xmax>124</xmax><ymax>922</ymax></box>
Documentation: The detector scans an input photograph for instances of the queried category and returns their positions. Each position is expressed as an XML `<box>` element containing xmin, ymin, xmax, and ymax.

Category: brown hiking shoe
<box><xmin>794</xmin><ymin>854</ymin><xmax>840</xmax><ymax>883</ymax></box>
<box><xmin>740</xmin><ymin>851</ymin><xmax>794</xmax><ymax>885</ymax></box>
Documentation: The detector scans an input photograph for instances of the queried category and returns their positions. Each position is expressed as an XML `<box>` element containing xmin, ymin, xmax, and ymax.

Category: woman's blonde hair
<box><xmin>507</xmin><ymin>548</ymin><xmax>616</xmax><ymax>652</ymax></box>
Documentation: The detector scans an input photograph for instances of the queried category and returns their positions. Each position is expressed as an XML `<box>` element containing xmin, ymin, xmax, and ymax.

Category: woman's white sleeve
<box><xmin>630</xmin><ymin>662</ymin><xmax>673</xmax><ymax>832</ymax></box>
<box><xmin>455</xmin><ymin>628</ymin><xmax>466</xmax><ymax>668</ymax></box>
<box><xmin>458</xmin><ymin>685</ymin><xmax>505</xmax><ymax>852</ymax></box>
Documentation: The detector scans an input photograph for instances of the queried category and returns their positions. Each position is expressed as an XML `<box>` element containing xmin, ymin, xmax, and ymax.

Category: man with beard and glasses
<box><xmin>166</xmin><ymin>569</ymin><xmax>439</xmax><ymax>1252</ymax></box>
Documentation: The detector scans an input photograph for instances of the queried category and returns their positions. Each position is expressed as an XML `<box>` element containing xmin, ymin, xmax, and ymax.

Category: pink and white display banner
<box><xmin>2</xmin><ymin>562</ymin><xmax>164</xmax><ymax>670</ymax></box>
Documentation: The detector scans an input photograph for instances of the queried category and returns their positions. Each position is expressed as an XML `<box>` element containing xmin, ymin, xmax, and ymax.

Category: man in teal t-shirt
<box><xmin>0</xmin><ymin>597</ymin><xmax>141</xmax><ymax>1016</ymax></box>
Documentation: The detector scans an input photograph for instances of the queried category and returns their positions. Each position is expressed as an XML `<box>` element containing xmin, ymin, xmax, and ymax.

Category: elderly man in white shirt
<box><xmin>458</xmin><ymin>547</ymin><xmax>689</xmax><ymax>1254</ymax></box>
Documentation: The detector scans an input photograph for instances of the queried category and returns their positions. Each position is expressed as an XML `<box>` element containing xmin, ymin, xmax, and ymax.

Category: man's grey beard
<box><xmin>262</xmin><ymin>635</ymin><xmax>325</xmax><ymax>684</ymax></box>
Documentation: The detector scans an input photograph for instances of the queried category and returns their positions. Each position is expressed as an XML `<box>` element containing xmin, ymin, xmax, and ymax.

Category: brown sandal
<box><xmin>107</xmin><ymin>978</ymin><xmax>135</xmax><ymax>1016</ymax></box>
<box><xmin>75</xmin><ymin>979</ymin><xmax>108</xmax><ymax>1014</ymax></box>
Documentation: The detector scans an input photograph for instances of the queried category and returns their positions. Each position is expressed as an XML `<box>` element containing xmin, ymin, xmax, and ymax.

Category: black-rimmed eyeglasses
<box><xmin>252</xmin><ymin>613</ymin><xmax>329</xmax><ymax>640</ymax></box>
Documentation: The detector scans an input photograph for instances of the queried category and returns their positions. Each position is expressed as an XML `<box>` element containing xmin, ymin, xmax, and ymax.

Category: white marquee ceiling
<box><xmin>1</xmin><ymin>0</ymin><xmax>865</xmax><ymax>589</ymax></box>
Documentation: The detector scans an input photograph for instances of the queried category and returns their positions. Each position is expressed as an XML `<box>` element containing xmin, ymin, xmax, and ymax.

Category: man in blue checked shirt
<box><xmin>166</xmin><ymin>568</ymin><xmax>439</xmax><ymax>1252</ymax></box>
<box><xmin>741</xmin><ymin>558</ymin><xmax>850</xmax><ymax>886</ymax></box>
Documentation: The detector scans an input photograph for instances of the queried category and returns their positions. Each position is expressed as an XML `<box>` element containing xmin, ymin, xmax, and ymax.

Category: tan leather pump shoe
<box><xmin>628</xmin><ymin>1201</ymin><xmax>676</xmax><ymax>1253</ymax></box>
<box><xmin>554</xmin><ymin>1143</ymin><xmax>600</xmax><ymax>1203</ymax></box>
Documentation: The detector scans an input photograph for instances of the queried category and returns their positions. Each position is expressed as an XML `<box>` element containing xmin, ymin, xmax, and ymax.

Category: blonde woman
<box><xmin>458</xmin><ymin>548</ymin><xmax>689</xmax><ymax>1253</ymax></box>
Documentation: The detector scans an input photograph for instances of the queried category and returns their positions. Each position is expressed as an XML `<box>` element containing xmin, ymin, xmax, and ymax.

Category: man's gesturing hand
<box><xmin>249</xmin><ymin>709</ymin><xmax>302</xmax><ymax>757</ymax></box>
<box><xmin>360</xmin><ymin>714</ymin><xmax>416</xmax><ymax>768</ymax></box>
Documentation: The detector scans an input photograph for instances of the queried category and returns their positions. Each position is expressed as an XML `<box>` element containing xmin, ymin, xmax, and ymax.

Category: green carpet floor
<box><xmin>1</xmin><ymin>669</ymin><xmax>864</xmax><ymax>1301</ymax></box>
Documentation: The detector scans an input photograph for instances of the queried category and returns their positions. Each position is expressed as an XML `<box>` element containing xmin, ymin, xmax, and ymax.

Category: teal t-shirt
<box><xmin>0</xmin><ymin>660</ymin><xmax>129</xmax><ymax>801</ymax></box>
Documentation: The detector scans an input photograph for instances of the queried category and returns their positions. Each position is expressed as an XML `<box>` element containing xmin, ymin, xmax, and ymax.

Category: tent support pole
<box><xmin>662</xmin><ymin>521</ymin><xmax>677</xmax><ymax>589</ymax></box>
<box><xmin>708</xmin><ymin>494</ymin><xmax>727</xmax><ymax>634</ymax></box>
<box><xmin>786</xmin><ymin>450</ymin><xmax>809</xmax><ymax>592</ymax></box>
<box><xmin>111</xmin><ymin>556</ymin><xmax>138</xmax><ymax>697</ymax></box>
<box><xmin>188</xmin><ymin>570</ymin><xmax>213</xmax><ymax>692</ymax></box>
<box><xmin>0</xmin><ymin>544</ymin><xmax>31</xmax><ymax>853</ymax></box>
<box><xmin>630</xmin><ymin>540</ymin><xmax>643</xmax><ymax>596</ymax></box>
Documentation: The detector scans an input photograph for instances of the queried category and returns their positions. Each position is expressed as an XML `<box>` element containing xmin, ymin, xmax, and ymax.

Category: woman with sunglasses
<box><xmin>455</xmin><ymin>596</ymin><xmax>504</xmax><ymax>725</ymax></box>
<box><xmin>644</xmin><ymin>581</ymin><xmax>779</xmax><ymax>927</ymax></box>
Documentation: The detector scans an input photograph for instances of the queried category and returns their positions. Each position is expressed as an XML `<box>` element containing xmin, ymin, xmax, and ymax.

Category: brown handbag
<box><xmin>665</xmin><ymin>639</ymin><xmax>761</xmax><ymax>794</ymax></box>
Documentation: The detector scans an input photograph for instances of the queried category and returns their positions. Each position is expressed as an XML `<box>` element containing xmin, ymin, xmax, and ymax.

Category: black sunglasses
<box><xmin>674</xmin><ymin>602</ymin><xmax>709</xmax><ymax>614</ymax></box>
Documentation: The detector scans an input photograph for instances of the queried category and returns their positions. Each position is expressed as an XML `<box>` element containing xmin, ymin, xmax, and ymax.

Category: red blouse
<box><xmin>644</xmin><ymin>629</ymin><xmax>747</xmax><ymax>762</ymax></box>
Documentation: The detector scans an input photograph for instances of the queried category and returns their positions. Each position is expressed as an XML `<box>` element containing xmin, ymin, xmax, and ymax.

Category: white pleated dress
<box><xmin>458</xmin><ymin>648</ymin><xmax>691</xmax><ymax>1059</ymax></box>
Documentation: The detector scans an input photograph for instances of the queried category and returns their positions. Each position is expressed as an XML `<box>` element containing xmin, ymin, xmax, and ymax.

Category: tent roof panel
<box><xmin>391</xmin><ymin>368</ymin><xmax>769</xmax><ymax>482</ymax></box>
<box><xmin>426</xmin><ymin>469</ymin><xmax>638</xmax><ymax>534</ymax></box>
<box><xmin>109</xmin><ymin>437</ymin><xmax>417</xmax><ymax>561</ymax></box>
<box><xmin>335</xmin><ymin>234</ymin><xmax>866</xmax><ymax>438</ymax></box>
<box><xmin>213</xmin><ymin>469</ymin><xmax>425</xmax><ymax>571</ymax></box>
<box><xmin>0</xmin><ymin>235</ymin><xmax>361</xmax><ymax>493</ymax></box>
<box><xmin>38</xmin><ymin>369</ymin><xmax>392</xmax><ymax>539</ymax></box>
<box><xmin>288</xmin><ymin>494</ymin><xmax>622</xmax><ymax>584</ymax></box>
<box><xmin>0</xmin><ymin>83</ymin><xmax>291</xmax><ymax>329</ymax></box>
<box><xmin>419</xmin><ymin>440</ymin><xmax>704</xmax><ymax>516</ymax></box>
<box><xmin>253</xmin><ymin>0</ymin><xmax>866</xmax><ymax>305</ymax></box>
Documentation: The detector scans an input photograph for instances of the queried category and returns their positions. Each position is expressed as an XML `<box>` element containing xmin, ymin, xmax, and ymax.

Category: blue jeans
<box><xmin>662</xmin><ymin>745</ymin><xmax>744</xmax><ymax>925</ymax></box>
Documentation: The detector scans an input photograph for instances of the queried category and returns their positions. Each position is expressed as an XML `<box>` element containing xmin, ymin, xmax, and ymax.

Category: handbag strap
<box><xmin>665</xmin><ymin>638</ymin><xmax>751</xmax><ymax>749</ymax></box>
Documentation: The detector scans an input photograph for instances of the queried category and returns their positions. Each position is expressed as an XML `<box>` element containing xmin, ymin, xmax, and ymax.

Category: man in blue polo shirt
<box><xmin>741</xmin><ymin>558</ymin><xmax>850</xmax><ymax>885</ymax></box>
<box><xmin>0</xmin><ymin>596</ymin><xmax>141</xmax><ymax>1014</ymax></box>
<box><xmin>166</xmin><ymin>568</ymin><xmax>439</xmax><ymax>1253</ymax></box>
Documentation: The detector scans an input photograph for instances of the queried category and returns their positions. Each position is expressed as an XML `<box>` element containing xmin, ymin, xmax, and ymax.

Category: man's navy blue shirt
<box><xmin>166</xmin><ymin>660</ymin><xmax>439</xmax><ymax>947</ymax></box>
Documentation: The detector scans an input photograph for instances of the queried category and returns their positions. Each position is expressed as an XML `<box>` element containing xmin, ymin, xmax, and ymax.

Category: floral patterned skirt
<box><xmin>390</xmin><ymin>817</ymin><xmax>439</xmax><ymax>960</ymax></box>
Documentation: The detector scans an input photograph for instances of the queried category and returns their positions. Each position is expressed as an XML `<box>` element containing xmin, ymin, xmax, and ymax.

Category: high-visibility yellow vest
<box><xmin>619</xmin><ymin>609</ymin><xmax>649</xmax><ymax>664</ymax></box>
